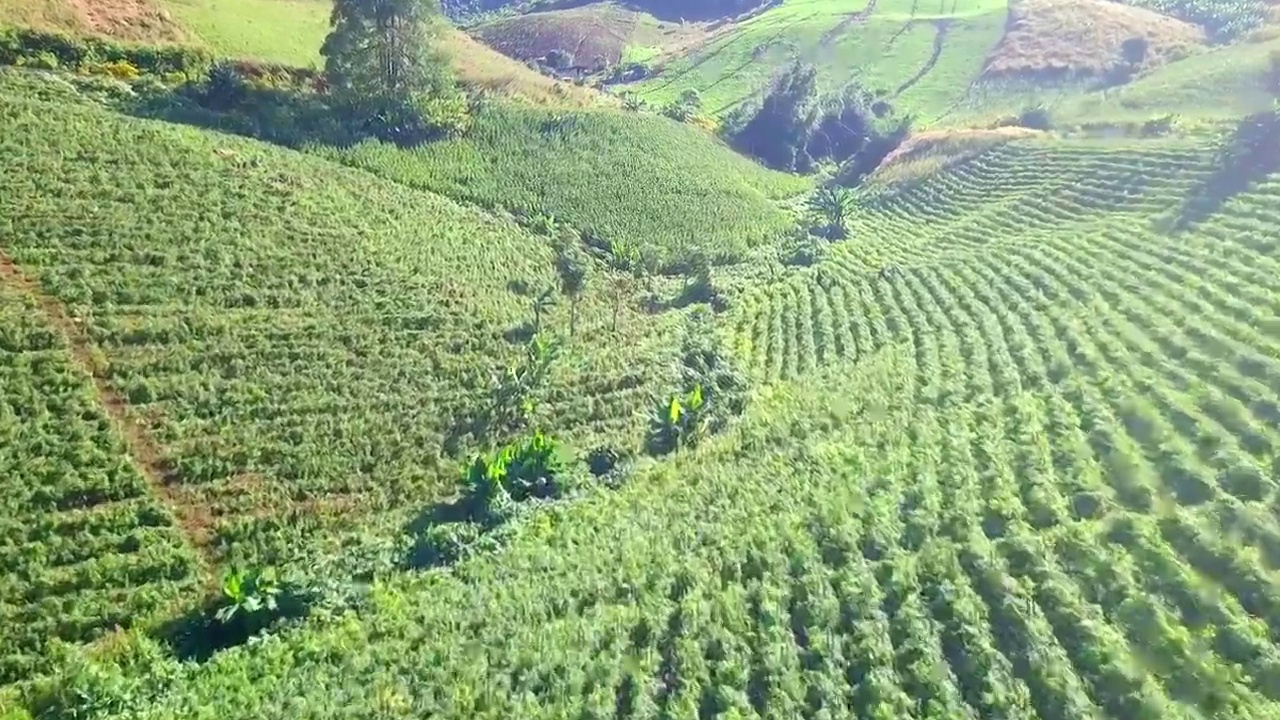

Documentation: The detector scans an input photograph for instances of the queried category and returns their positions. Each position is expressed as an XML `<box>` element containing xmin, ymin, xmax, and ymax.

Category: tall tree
<box><xmin>321</xmin><ymin>0</ymin><xmax>468</xmax><ymax>142</ymax></box>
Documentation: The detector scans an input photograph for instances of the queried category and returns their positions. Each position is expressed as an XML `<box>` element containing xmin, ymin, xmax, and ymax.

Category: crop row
<box><xmin>0</xmin><ymin>285</ymin><xmax>198</xmax><ymax>685</ymax></box>
<box><xmin>0</xmin><ymin>93</ymin><xmax>694</xmax><ymax>579</ymax></box>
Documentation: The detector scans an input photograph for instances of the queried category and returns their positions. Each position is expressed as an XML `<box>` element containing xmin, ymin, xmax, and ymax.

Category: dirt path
<box><xmin>820</xmin><ymin>0</ymin><xmax>879</xmax><ymax>46</ymax></box>
<box><xmin>0</xmin><ymin>251</ymin><xmax>218</xmax><ymax>573</ymax></box>
<box><xmin>894</xmin><ymin>20</ymin><xmax>952</xmax><ymax>96</ymax></box>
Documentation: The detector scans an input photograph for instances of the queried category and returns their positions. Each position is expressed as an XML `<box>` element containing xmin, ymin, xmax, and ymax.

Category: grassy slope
<box><xmin>949</xmin><ymin>32</ymin><xmax>1280</xmax><ymax>127</ymax></box>
<box><xmin>157</xmin><ymin>0</ymin><xmax>330</xmax><ymax>65</ymax></box>
<box><xmin>0</xmin><ymin>74</ymin><xmax>694</xmax><ymax>593</ymax></box>
<box><xmin>318</xmin><ymin>103</ymin><xmax>809</xmax><ymax>266</ymax></box>
<box><xmin>622</xmin><ymin>0</ymin><xmax>1274</xmax><ymax>128</ymax></box>
<box><xmin>628</xmin><ymin>0</ymin><xmax>1008</xmax><ymax>121</ymax></box>
<box><xmin>44</xmin><ymin>131</ymin><xmax>1280</xmax><ymax>719</ymax></box>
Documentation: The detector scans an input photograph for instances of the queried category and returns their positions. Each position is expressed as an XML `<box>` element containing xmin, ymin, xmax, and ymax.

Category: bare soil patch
<box><xmin>984</xmin><ymin>0</ymin><xmax>1205</xmax><ymax>82</ymax></box>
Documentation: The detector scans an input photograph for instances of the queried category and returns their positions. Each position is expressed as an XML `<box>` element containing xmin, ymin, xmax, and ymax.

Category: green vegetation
<box><xmin>629</xmin><ymin>0</ymin><xmax>1008</xmax><ymax>122</ymax></box>
<box><xmin>316</xmin><ymin>102</ymin><xmax>808</xmax><ymax>267</ymax></box>
<box><xmin>320</xmin><ymin>0</ymin><xmax>469</xmax><ymax>141</ymax></box>
<box><xmin>21</xmin><ymin>120</ymin><xmax>1280</xmax><ymax>710</ymax></box>
<box><xmin>159</xmin><ymin>0</ymin><xmax>330</xmax><ymax>65</ymax></box>
<box><xmin>5</xmin><ymin>0</ymin><xmax>1280</xmax><ymax>716</ymax></box>
<box><xmin>0</xmin><ymin>80</ymin><xmax>694</xmax><ymax>591</ymax></box>
<box><xmin>0</xmin><ymin>282</ymin><xmax>201</xmax><ymax>686</ymax></box>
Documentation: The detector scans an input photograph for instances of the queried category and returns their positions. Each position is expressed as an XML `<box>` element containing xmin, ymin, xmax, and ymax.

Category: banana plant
<box><xmin>215</xmin><ymin>567</ymin><xmax>281</xmax><ymax>625</ymax></box>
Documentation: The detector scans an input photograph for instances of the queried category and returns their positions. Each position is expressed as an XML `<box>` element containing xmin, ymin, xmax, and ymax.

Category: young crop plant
<box><xmin>460</xmin><ymin>430</ymin><xmax>571</xmax><ymax>523</ymax></box>
<box><xmin>483</xmin><ymin>333</ymin><xmax>561</xmax><ymax>440</ymax></box>
<box><xmin>648</xmin><ymin>383</ymin><xmax>709</xmax><ymax>454</ymax></box>
<box><xmin>808</xmin><ymin>185</ymin><xmax>856</xmax><ymax>240</ymax></box>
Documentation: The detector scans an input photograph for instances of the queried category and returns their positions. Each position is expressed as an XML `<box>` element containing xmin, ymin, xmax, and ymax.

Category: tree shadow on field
<box><xmin>128</xmin><ymin>85</ymin><xmax>364</xmax><ymax>151</ymax></box>
<box><xmin>399</xmin><ymin>496</ymin><xmax>484</xmax><ymax>571</ymax></box>
<box><xmin>1168</xmin><ymin>110</ymin><xmax>1280</xmax><ymax>232</ymax></box>
<box><xmin>124</xmin><ymin>62</ymin><xmax>452</xmax><ymax>152</ymax></box>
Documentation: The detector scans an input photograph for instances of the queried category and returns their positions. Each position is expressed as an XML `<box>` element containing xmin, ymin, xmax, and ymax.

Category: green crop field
<box><xmin>629</xmin><ymin>0</ymin><xmax>1009</xmax><ymax>121</ymax></box>
<box><xmin>0</xmin><ymin>281</ymin><xmax>202</xmax><ymax>686</ymax></box>
<box><xmin>0</xmin><ymin>83</ymin><xmax>704</xmax><ymax>596</ymax></box>
<box><xmin>13</xmin><ymin>131</ymin><xmax>1280</xmax><ymax>719</ymax></box>
<box><xmin>3</xmin><ymin>0</ymin><xmax>1280</xmax><ymax>715</ymax></box>
<box><xmin>317</xmin><ymin>103</ymin><xmax>809</xmax><ymax>267</ymax></box>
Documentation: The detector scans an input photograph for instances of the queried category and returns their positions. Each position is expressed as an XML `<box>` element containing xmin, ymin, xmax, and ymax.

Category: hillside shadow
<box><xmin>125</xmin><ymin>80</ymin><xmax>448</xmax><ymax>151</ymax></box>
<box><xmin>1170</xmin><ymin>110</ymin><xmax>1280</xmax><ymax>232</ymax></box>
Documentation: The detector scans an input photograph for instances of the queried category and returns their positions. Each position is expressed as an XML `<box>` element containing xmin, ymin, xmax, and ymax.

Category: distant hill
<box><xmin>444</xmin><ymin>0</ymin><xmax>774</xmax><ymax>23</ymax></box>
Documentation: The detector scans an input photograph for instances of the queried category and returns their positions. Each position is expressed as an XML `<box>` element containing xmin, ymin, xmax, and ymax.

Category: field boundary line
<box><xmin>0</xmin><ymin>250</ymin><xmax>219</xmax><ymax>576</ymax></box>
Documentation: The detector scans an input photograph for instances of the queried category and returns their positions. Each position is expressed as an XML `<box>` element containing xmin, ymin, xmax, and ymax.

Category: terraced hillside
<box><xmin>11</xmin><ymin>119</ymin><xmax>1280</xmax><ymax>718</ymax></box>
<box><xmin>5</xmin><ymin>0</ymin><xmax>1280</xmax><ymax>715</ymax></box>
<box><xmin>614</xmin><ymin>0</ymin><xmax>1276</xmax><ymax>127</ymax></box>
<box><xmin>628</xmin><ymin>0</ymin><xmax>1010</xmax><ymax>119</ymax></box>
<box><xmin>0</xmin><ymin>83</ymin><xmax>702</xmax><ymax>680</ymax></box>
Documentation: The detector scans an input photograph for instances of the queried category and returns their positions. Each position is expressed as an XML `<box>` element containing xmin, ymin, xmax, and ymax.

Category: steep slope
<box><xmin>627</xmin><ymin>0</ymin><xmax>1010</xmax><ymax>122</ymax></box>
<box><xmin>318</xmin><ymin>103</ymin><xmax>808</xmax><ymax>267</ymax></box>
<box><xmin>0</xmin><ymin>80</ymin><xmax>700</xmax><ymax>686</ymax></box>
<box><xmin>33</xmin><ymin>130</ymin><xmax>1280</xmax><ymax>720</ymax></box>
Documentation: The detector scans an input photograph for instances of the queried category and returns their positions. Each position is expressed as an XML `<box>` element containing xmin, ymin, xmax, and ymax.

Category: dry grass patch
<box><xmin>470</xmin><ymin>2</ymin><xmax>707</xmax><ymax>68</ymax></box>
<box><xmin>984</xmin><ymin>0</ymin><xmax>1204</xmax><ymax>82</ymax></box>
<box><xmin>472</xmin><ymin>4</ymin><xmax>641</xmax><ymax>66</ymax></box>
<box><xmin>444</xmin><ymin>29</ymin><xmax>613</xmax><ymax>107</ymax></box>
<box><xmin>69</xmin><ymin>0</ymin><xmax>185</xmax><ymax>42</ymax></box>
<box><xmin>0</xmin><ymin>0</ymin><xmax>183</xmax><ymax>42</ymax></box>
<box><xmin>866</xmin><ymin>127</ymin><xmax>1045</xmax><ymax>191</ymax></box>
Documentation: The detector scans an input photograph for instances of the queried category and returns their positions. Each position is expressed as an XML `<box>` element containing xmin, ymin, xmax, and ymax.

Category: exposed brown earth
<box><xmin>984</xmin><ymin>0</ymin><xmax>1205</xmax><ymax>81</ymax></box>
<box><xmin>0</xmin><ymin>250</ymin><xmax>216</xmax><ymax>571</ymax></box>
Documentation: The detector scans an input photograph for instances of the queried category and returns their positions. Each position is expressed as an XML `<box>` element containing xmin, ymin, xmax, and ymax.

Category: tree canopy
<box><xmin>321</xmin><ymin>0</ymin><xmax>469</xmax><ymax>142</ymax></box>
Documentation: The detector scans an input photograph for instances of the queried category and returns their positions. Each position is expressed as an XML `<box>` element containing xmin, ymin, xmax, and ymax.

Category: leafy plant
<box><xmin>461</xmin><ymin>431</ymin><xmax>570</xmax><ymax>522</ymax></box>
<box><xmin>807</xmin><ymin>185</ymin><xmax>855</xmax><ymax>240</ymax></box>
<box><xmin>214</xmin><ymin>567</ymin><xmax>283</xmax><ymax>625</ymax></box>
<box><xmin>648</xmin><ymin>383</ymin><xmax>708</xmax><ymax>455</ymax></box>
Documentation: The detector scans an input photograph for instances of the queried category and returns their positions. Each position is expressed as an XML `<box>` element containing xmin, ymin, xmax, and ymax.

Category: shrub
<box><xmin>98</xmin><ymin>59</ymin><xmax>141</xmax><ymax>81</ymax></box>
<box><xmin>544</xmin><ymin>49</ymin><xmax>574</xmax><ymax>71</ymax></box>
<box><xmin>461</xmin><ymin>431</ymin><xmax>571</xmax><ymax>522</ymax></box>
<box><xmin>0</xmin><ymin>27</ymin><xmax>211</xmax><ymax>79</ymax></box>
<box><xmin>647</xmin><ymin>383</ymin><xmax>709</xmax><ymax>455</ymax></box>
<box><xmin>1018</xmin><ymin>104</ymin><xmax>1053</xmax><ymax>130</ymax></box>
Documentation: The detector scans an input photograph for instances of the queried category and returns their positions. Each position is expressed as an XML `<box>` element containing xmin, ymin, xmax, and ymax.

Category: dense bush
<box><xmin>0</xmin><ymin>28</ymin><xmax>211</xmax><ymax>79</ymax></box>
<box><xmin>726</xmin><ymin>62</ymin><xmax>910</xmax><ymax>181</ymax></box>
<box><xmin>461</xmin><ymin>431</ymin><xmax>572</xmax><ymax>522</ymax></box>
